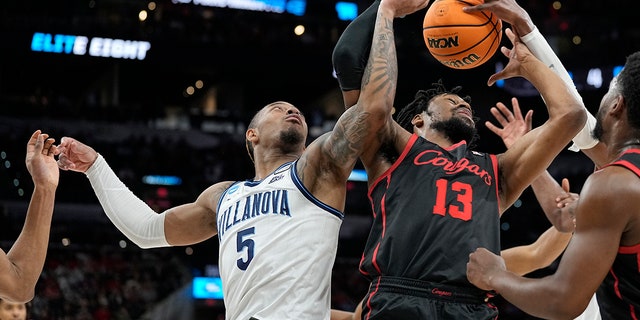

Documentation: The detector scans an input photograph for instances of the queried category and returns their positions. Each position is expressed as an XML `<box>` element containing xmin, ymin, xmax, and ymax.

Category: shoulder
<box><xmin>578</xmin><ymin>167</ymin><xmax>640</xmax><ymax>226</ymax></box>
<box><xmin>199</xmin><ymin>181</ymin><xmax>237</xmax><ymax>205</ymax></box>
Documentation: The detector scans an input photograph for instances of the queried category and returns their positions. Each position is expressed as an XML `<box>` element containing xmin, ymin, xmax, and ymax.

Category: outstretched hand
<box><xmin>487</xmin><ymin>28</ymin><xmax>536</xmax><ymax>86</ymax></box>
<box><xmin>26</xmin><ymin>130</ymin><xmax>60</xmax><ymax>188</ymax></box>
<box><xmin>56</xmin><ymin>137</ymin><xmax>99</xmax><ymax>173</ymax></box>
<box><xmin>462</xmin><ymin>0</ymin><xmax>535</xmax><ymax>37</ymax></box>
<box><xmin>486</xmin><ymin>97</ymin><xmax>533</xmax><ymax>149</ymax></box>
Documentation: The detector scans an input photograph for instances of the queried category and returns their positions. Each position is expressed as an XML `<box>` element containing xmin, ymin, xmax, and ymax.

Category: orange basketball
<box><xmin>423</xmin><ymin>0</ymin><xmax>502</xmax><ymax>69</ymax></box>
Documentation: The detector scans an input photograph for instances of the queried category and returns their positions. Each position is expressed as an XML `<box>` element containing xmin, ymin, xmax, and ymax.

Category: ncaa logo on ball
<box><xmin>423</xmin><ymin>0</ymin><xmax>502</xmax><ymax>70</ymax></box>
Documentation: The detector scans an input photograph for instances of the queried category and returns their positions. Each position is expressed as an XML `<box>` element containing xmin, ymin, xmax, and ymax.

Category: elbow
<box><xmin>6</xmin><ymin>287</ymin><xmax>35</xmax><ymax>304</ymax></box>
<box><xmin>546</xmin><ymin>293</ymin><xmax>591</xmax><ymax>320</ymax></box>
<box><xmin>564</xmin><ymin>104</ymin><xmax>588</xmax><ymax>136</ymax></box>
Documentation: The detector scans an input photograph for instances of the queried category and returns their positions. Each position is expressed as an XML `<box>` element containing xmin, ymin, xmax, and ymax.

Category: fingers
<box><xmin>42</xmin><ymin>137</ymin><xmax>56</xmax><ymax>155</ymax></box>
<box><xmin>493</xmin><ymin>101</ymin><xmax>515</xmax><ymax>123</ymax></box>
<box><xmin>510</xmin><ymin>97</ymin><xmax>521</xmax><ymax>119</ymax></box>
<box><xmin>490</xmin><ymin>104</ymin><xmax>509</xmax><ymax>125</ymax></box>
<box><xmin>485</xmin><ymin>121</ymin><xmax>501</xmax><ymax>136</ymax></box>
<box><xmin>524</xmin><ymin>110</ymin><xmax>534</xmax><ymax>130</ymax></box>
<box><xmin>462</xmin><ymin>3</ymin><xmax>487</xmax><ymax>13</ymax></box>
<box><xmin>561</xmin><ymin>178</ymin><xmax>571</xmax><ymax>192</ymax></box>
<box><xmin>504</xmin><ymin>28</ymin><xmax>517</xmax><ymax>45</ymax></box>
<box><xmin>56</xmin><ymin>154</ymin><xmax>75</xmax><ymax>171</ymax></box>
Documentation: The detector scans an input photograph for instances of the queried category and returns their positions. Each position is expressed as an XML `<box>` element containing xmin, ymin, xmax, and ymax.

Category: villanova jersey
<box><xmin>361</xmin><ymin>134</ymin><xmax>501</xmax><ymax>286</ymax></box>
<box><xmin>216</xmin><ymin>161</ymin><xmax>344</xmax><ymax>320</ymax></box>
<box><xmin>596</xmin><ymin>149</ymin><xmax>640</xmax><ymax>320</ymax></box>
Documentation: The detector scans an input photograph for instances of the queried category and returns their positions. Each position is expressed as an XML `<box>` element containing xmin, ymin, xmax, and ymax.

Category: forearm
<box><xmin>3</xmin><ymin>185</ymin><xmax>56</xmax><ymax>302</ymax></box>
<box><xmin>357</xmin><ymin>2</ymin><xmax>398</xmax><ymax>117</ymax></box>
<box><xmin>521</xmin><ymin>28</ymin><xmax>578</xmax><ymax>101</ymax></box>
<box><xmin>85</xmin><ymin>154</ymin><xmax>169</xmax><ymax>248</ymax></box>
<box><xmin>332</xmin><ymin>1</ymin><xmax>380</xmax><ymax>108</ymax></box>
<box><xmin>492</xmin><ymin>274</ymin><xmax>578</xmax><ymax>319</ymax></box>
<box><xmin>521</xmin><ymin>28</ymin><xmax>600</xmax><ymax>152</ymax></box>
<box><xmin>530</xmin><ymin>171</ymin><xmax>568</xmax><ymax>230</ymax></box>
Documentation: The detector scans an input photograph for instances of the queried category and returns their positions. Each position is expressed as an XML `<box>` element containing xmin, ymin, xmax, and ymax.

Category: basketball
<box><xmin>423</xmin><ymin>0</ymin><xmax>502</xmax><ymax>69</ymax></box>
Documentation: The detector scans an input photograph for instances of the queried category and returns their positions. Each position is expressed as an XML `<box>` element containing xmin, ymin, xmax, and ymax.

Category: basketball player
<box><xmin>330</xmin><ymin>98</ymin><xmax>576</xmax><ymax>320</ymax></box>
<box><xmin>0</xmin><ymin>299</ymin><xmax>27</xmax><ymax>320</ymax></box>
<box><xmin>486</xmin><ymin>95</ymin><xmax>601</xmax><ymax>320</ymax></box>
<box><xmin>330</xmin><ymin>1</ymin><xmax>585</xmax><ymax>319</ymax></box>
<box><xmin>54</xmin><ymin>0</ymin><xmax>429</xmax><ymax>319</ymax></box>
<box><xmin>464</xmin><ymin>1</ymin><xmax>605</xmax><ymax>318</ymax></box>
<box><xmin>0</xmin><ymin>130</ymin><xmax>59</xmax><ymax>303</ymax></box>
<box><xmin>468</xmin><ymin>50</ymin><xmax>640</xmax><ymax>319</ymax></box>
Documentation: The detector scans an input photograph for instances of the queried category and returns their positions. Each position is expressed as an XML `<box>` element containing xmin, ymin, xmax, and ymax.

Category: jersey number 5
<box><xmin>433</xmin><ymin>179</ymin><xmax>472</xmax><ymax>221</ymax></box>
<box><xmin>237</xmin><ymin>227</ymin><xmax>255</xmax><ymax>270</ymax></box>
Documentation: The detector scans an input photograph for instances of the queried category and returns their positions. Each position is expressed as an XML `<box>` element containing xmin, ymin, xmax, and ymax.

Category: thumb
<box><xmin>561</xmin><ymin>178</ymin><xmax>571</xmax><ymax>192</ymax></box>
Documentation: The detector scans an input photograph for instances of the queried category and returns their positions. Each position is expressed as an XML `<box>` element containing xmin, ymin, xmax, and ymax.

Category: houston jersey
<box><xmin>361</xmin><ymin>134</ymin><xmax>500</xmax><ymax>285</ymax></box>
<box><xmin>216</xmin><ymin>161</ymin><xmax>343</xmax><ymax>320</ymax></box>
<box><xmin>596</xmin><ymin>149</ymin><xmax>640</xmax><ymax>320</ymax></box>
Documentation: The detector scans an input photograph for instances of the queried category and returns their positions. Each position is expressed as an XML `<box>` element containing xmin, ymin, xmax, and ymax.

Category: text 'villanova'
<box><xmin>218</xmin><ymin>190</ymin><xmax>291</xmax><ymax>239</ymax></box>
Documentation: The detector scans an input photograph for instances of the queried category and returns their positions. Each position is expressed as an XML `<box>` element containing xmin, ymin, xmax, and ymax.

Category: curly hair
<box><xmin>395</xmin><ymin>79</ymin><xmax>471</xmax><ymax>132</ymax></box>
<box><xmin>618</xmin><ymin>51</ymin><xmax>640</xmax><ymax>129</ymax></box>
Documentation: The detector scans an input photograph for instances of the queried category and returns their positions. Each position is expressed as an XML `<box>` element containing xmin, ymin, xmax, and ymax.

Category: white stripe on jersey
<box><xmin>217</xmin><ymin>161</ymin><xmax>343</xmax><ymax>320</ymax></box>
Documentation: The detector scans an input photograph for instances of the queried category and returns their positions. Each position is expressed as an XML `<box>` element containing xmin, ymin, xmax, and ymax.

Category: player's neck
<box><xmin>253</xmin><ymin>154</ymin><xmax>299</xmax><ymax>181</ymax></box>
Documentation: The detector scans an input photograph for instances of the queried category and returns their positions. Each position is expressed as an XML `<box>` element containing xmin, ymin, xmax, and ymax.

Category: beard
<box><xmin>592</xmin><ymin>109</ymin><xmax>605</xmax><ymax>141</ymax></box>
<box><xmin>431</xmin><ymin>117</ymin><xmax>478</xmax><ymax>147</ymax></box>
<box><xmin>279</xmin><ymin>127</ymin><xmax>305</xmax><ymax>152</ymax></box>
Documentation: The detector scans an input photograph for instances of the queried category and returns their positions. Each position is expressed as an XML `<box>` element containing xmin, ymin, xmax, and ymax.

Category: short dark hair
<box><xmin>618</xmin><ymin>51</ymin><xmax>640</xmax><ymax>129</ymax></box>
<box><xmin>395</xmin><ymin>79</ymin><xmax>471</xmax><ymax>132</ymax></box>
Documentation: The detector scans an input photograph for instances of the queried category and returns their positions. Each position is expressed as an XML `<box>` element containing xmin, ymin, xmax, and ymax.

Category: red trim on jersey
<box><xmin>368</xmin><ymin>134</ymin><xmax>418</xmax><ymax>197</ymax></box>
<box><xmin>611</xmin><ymin>160</ymin><xmax>640</xmax><ymax>177</ymax></box>
<box><xmin>359</xmin><ymin>254</ymin><xmax>369</xmax><ymax>276</ymax></box>
<box><xmin>372</xmin><ymin>239</ymin><xmax>383</xmax><ymax>275</ymax></box>
<box><xmin>602</xmin><ymin>148</ymin><xmax>640</xmax><ymax>173</ymax></box>
<box><xmin>364</xmin><ymin>135</ymin><xmax>417</xmax><ymax>277</ymax></box>
<box><xmin>612</xmin><ymin>269</ymin><xmax>623</xmax><ymax>299</ymax></box>
<box><xmin>489</xmin><ymin>153</ymin><xmax>500</xmax><ymax>211</ymax></box>
<box><xmin>364</xmin><ymin>277</ymin><xmax>383</xmax><ymax>320</ymax></box>
<box><xmin>443</xmin><ymin>139</ymin><xmax>467</xmax><ymax>151</ymax></box>
<box><xmin>619</xmin><ymin>243</ymin><xmax>640</xmax><ymax>254</ymax></box>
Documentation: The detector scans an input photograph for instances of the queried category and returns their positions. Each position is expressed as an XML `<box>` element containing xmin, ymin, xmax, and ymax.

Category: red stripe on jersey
<box><xmin>364</xmin><ymin>277</ymin><xmax>383</xmax><ymax>320</ymax></box>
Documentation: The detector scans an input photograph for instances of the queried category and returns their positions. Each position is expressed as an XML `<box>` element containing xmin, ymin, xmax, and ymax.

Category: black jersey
<box><xmin>360</xmin><ymin>134</ymin><xmax>501</xmax><ymax>286</ymax></box>
<box><xmin>596</xmin><ymin>149</ymin><xmax>640</xmax><ymax>320</ymax></box>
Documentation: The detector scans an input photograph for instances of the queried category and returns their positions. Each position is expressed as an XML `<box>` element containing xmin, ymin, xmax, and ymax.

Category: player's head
<box><xmin>245</xmin><ymin>101</ymin><xmax>308</xmax><ymax>163</ymax></box>
<box><xmin>593</xmin><ymin>51</ymin><xmax>640</xmax><ymax>141</ymax></box>
<box><xmin>396</xmin><ymin>80</ymin><xmax>478</xmax><ymax>146</ymax></box>
<box><xmin>0</xmin><ymin>298</ymin><xmax>27</xmax><ymax>320</ymax></box>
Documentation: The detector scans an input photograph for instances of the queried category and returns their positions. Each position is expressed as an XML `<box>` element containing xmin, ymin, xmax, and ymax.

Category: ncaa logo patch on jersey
<box><xmin>227</xmin><ymin>184</ymin><xmax>240</xmax><ymax>194</ymax></box>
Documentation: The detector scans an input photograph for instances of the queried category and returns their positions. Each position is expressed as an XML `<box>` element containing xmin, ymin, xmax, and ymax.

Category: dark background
<box><xmin>0</xmin><ymin>0</ymin><xmax>637</xmax><ymax>318</ymax></box>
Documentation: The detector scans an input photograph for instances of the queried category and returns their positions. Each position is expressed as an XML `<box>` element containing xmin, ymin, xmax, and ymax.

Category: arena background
<box><xmin>0</xmin><ymin>0</ymin><xmax>637</xmax><ymax>319</ymax></box>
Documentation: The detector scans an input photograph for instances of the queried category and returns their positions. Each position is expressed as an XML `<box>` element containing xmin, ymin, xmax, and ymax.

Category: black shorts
<box><xmin>361</xmin><ymin>276</ymin><xmax>498</xmax><ymax>320</ymax></box>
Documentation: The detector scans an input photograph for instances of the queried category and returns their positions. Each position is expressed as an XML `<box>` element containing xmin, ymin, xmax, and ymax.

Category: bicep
<box><xmin>164</xmin><ymin>183</ymin><xmax>228</xmax><ymax>245</ymax></box>
<box><xmin>551</xmin><ymin>177</ymin><xmax>628</xmax><ymax>305</ymax></box>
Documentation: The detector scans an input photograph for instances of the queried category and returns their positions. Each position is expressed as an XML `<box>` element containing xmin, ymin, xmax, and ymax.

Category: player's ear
<box><xmin>412</xmin><ymin>113</ymin><xmax>425</xmax><ymax>129</ymax></box>
<box><xmin>246</xmin><ymin>128</ymin><xmax>258</xmax><ymax>143</ymax></box>
<box><xmin>610</xmin><ymin>94</ymin><xmax>625</xmax><ymax>119</ymax></box>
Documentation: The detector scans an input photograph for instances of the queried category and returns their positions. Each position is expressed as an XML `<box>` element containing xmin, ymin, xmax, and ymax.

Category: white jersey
<box><xmin>216</xmin><ymin>161</ymin><xmax>344</xmax><ymax>320</ymax></box>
